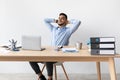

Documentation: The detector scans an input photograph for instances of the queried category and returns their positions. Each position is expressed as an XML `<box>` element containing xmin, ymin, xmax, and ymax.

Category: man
<box><xmin>29</xmin><ymin>13</ymin><xmax>81</xmax><ymax>80</ymax></box>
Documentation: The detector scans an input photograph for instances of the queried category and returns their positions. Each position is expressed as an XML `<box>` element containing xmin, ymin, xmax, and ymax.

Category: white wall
<box><xmin>0</xmin><ymin>0</ymin><xmax>120</xmax><ymax>74</ymax></box>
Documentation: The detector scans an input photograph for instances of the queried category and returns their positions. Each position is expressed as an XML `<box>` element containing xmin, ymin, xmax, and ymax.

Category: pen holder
<box><xmin>10</xmin><ymin>44</ymin><xmax>17</xmax><ymax>51</ymax></box>
<box><xmin>9</xmin><ymin>39</ymin><xmax>19</xmax><ymax>51</ymax></box>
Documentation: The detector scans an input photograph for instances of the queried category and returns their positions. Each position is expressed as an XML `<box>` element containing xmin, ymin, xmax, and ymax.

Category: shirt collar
<box><xmin>57</xmin><ymin>26</ymin><xmax>66</xmax><ymax>30</ymax></box>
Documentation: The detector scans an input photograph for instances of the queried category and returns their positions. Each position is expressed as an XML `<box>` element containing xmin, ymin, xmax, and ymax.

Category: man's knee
<box><xmin>29</xmin><ymin>62</ymin><xmax>38</xmax><ymax>66</ymax></box>
<box><xmin>46</xmin><ymin>62</ymin><xmax>55</xmax><ymax>66</ymax></box>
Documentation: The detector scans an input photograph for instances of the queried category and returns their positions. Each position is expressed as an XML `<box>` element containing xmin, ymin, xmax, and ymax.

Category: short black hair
<box><xmin>59</xmin><ymin>13</ymin><xmax>67</xmax><ymax>19</ymax></box>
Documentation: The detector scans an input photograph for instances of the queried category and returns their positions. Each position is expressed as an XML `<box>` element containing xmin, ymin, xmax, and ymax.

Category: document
<box><xmin>0</xmin><ymin>48</ymin><xmax>10</xmax><ymax>54</ymax></box>
<box><xmin>62</xmin><ymin>48</ymin><xmax>79</xmax><ymax>53</ymax></box>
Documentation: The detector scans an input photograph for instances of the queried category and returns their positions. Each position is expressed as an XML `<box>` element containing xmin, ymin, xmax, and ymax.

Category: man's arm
<box><xmin>44</xmin><ymin>18</ymin><xmax>56</xmax><ymax>31</ymax></box>
<box><xmin>69</xmin><ymin>19</ymin><xmax>81</xmax><ymax>34</ymax></box>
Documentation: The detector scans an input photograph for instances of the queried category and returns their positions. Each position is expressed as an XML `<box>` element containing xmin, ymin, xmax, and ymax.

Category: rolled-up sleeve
<box><xmin>69</xmin><ymin>19</ymin><xmax>81</xmax><ymax>34</ymax></box>
<box><xmin>44</xmin><ymin>18</ymin><xmax>55</xmax><ymax>31</ymax></box>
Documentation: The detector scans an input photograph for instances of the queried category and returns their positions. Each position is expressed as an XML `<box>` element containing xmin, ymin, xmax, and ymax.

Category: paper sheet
<box><xmin>0</xmin><ymin>48</ymin><xmax>10</xmax><ymax>54</ymax></box>
<box><xmin>62</xmin><ymin>48</ymin><xmax>79</xmax><ymax>53</ymax></box>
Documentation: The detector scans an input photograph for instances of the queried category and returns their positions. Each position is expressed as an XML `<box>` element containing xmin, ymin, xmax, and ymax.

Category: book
<box><xmin>91</xmin><ymin>43</ymin><xmax>115</xmax><ymax>49</ymax></box>
<box><xmin>90</xmin><ymin>37</ymin><xmax>115</xmax><ymax>43</ymax></box>
<box><xmin>91</xmin><ymin>49</ymin><xmax>115</xmax><ymax>55</ymax></box>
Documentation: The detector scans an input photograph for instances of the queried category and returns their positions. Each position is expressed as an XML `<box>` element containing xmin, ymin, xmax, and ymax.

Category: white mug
<box><xmin>76</xmin><ymin>42</ymin><xmax>82</xmax><ymax>50</ymax></box>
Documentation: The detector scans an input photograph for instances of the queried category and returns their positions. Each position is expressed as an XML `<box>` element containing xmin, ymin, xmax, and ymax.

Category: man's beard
<box><xmin>58</xmin><ymin>23</ymin><xmax>65</xmax><ymax>26</ymax></box>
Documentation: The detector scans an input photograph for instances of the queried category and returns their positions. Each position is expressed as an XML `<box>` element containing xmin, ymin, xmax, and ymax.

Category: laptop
<box><xmin>22</xmin><ymin>35</ymin><xmax>45</xmax><ymax>51</ymax></box>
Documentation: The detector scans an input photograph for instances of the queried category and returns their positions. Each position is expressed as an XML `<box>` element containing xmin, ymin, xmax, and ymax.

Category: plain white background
<box><xmin>0</xmin><ymin>0</ymin><xmax>120</xmax><ymax>74</ymax></box>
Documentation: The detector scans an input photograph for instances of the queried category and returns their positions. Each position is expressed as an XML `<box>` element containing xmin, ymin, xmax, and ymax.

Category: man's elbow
<box><xmin>44</xmin><ymin>18</ymin><xmax>49</xmax><ymax>23</ymax></box>
<box><xmin>78</xmin><ymin>20</ymin><xmax>81</xmax><ymax>26</ymax></box>
<box><xmin>44</xmin><ymin>18</ymin><xmax>54</xmax><ymax>23</ymax></box>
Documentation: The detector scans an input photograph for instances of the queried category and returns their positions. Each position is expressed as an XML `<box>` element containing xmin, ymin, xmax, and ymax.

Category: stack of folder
<box><xmin>90</xmin><ymin>37</ymin><xmax>116</xmax><ymax>55</ymax></box>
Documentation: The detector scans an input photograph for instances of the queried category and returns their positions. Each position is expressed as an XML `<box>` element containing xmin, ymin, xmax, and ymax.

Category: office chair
<box><xmin>41</xmin><ymin>62</ymin><xmax>69</xmax><ymax>80</ymax></box>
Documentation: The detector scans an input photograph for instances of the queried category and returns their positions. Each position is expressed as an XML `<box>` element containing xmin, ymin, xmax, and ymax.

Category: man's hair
<box><xmin>59</xmin><ymin>13</ymin><xmax>67</xmax><ymax>19</ymax></box>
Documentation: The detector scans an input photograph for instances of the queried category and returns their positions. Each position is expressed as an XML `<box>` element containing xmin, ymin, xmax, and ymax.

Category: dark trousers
<box><xmin>29</xmin><ymin>62</ymin><xmax>56</xmax><ymax>76</ymax></box>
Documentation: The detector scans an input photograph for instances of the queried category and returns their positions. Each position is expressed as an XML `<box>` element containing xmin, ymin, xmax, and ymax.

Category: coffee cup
<box><xmin>76</xmin><ymin>42</ymin><xmax>82</xmax><ymax>50</ymax></box>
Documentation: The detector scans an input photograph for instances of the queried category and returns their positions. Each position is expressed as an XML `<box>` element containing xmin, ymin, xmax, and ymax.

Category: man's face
<box><xmin>58</xmin><ymin>15</ymin><xmax>67</xmax><ymax>26</ymax></box>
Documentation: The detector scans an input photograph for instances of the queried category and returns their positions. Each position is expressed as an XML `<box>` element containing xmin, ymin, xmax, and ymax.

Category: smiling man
<box><xmin>29</xmin><ymin>13</ymin><xmax>81</xmax><ymax>80</ymax></box>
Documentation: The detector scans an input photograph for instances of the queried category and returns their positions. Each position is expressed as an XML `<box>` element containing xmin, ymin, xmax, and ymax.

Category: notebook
<box><xmin>62</xmin><ymin>48</ymin><xmax>79</xmax><ymax>53</ymax></box>
<box><xmin>22</xmin><ymin>35</ymin><xmax>45</xmax><ymax>51</ymax></box>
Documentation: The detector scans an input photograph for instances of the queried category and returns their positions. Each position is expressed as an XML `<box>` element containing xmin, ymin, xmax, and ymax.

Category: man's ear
<box><xmin>65</xmin><ymin>20</ymin><xmax>69</xmax><ymax>25</ymax></box>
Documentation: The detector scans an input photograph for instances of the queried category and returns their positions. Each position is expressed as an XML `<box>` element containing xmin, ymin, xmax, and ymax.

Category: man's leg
<box><xmin>46</xmin><ymin>62</ymin><xmax>55</xmax><ymax>80</ymax></box>
<box><xmin>29</xmin><ymin>62</ymin><xmax>46</xmax><ymax>80</ymax></box>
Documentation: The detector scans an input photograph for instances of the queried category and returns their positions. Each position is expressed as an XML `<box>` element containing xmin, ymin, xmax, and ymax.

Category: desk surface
<box><xmin>0</xmin><ymin>46</ymin><xmax>118</xmax><ymax>80</ymax></box>
<box><xmin>0</xmin><ymin>46</ymin><xmax>119</xmax><ymax>62</ymax></box>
